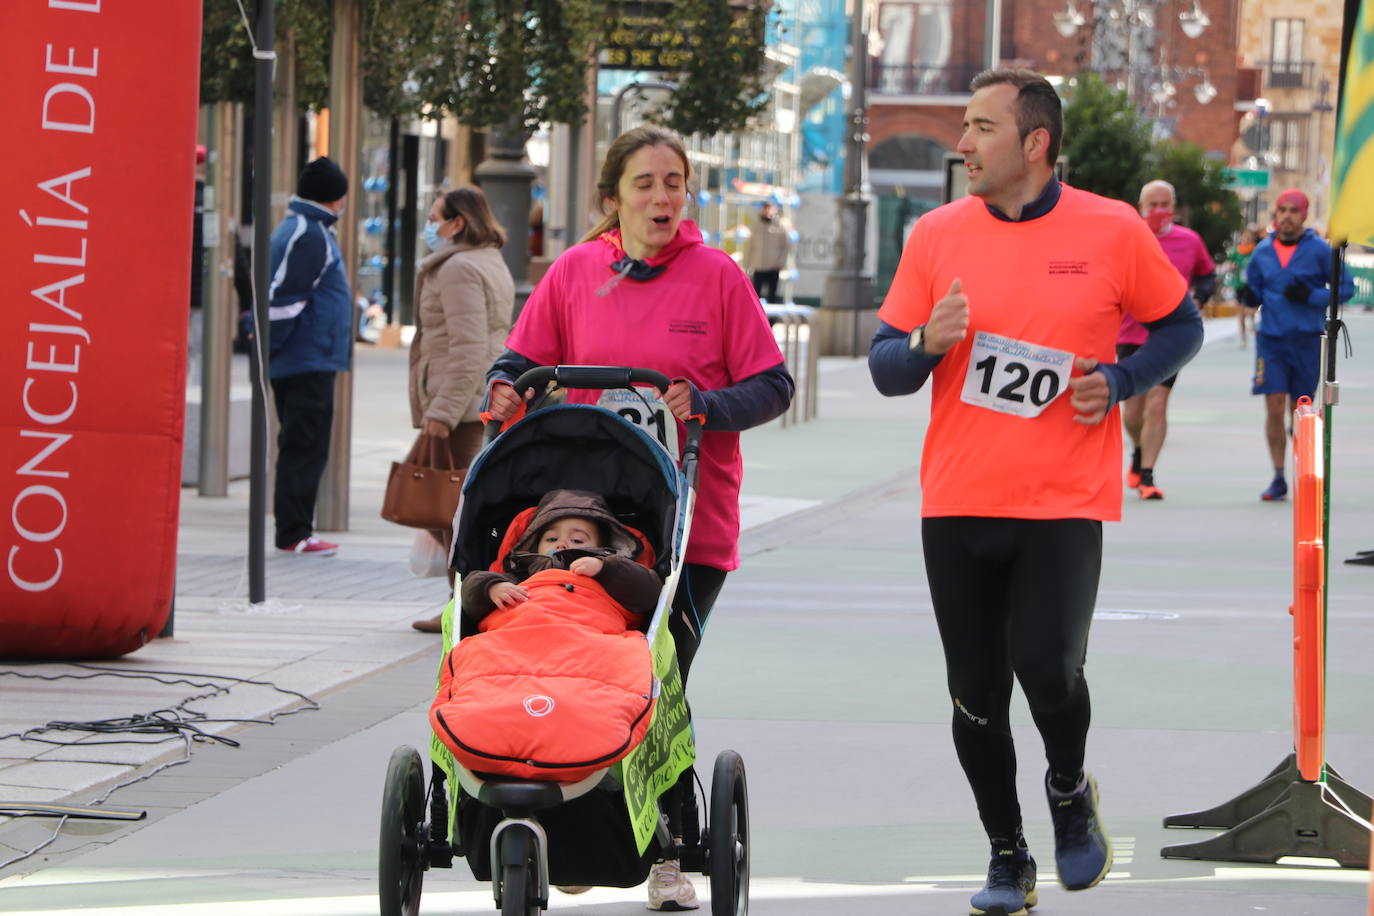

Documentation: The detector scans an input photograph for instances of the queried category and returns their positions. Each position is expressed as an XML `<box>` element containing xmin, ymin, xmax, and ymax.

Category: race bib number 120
<box><xmin>959</xmin><ymin>331</ymin><xmax>1074</xmax><ymax>418</ymax></box>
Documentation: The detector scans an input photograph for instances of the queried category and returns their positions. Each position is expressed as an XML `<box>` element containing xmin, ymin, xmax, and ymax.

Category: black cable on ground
<box><xmin>0</xmin><ymin>663</ymin><xmax>319</xmax><ymax>872</ymax></box>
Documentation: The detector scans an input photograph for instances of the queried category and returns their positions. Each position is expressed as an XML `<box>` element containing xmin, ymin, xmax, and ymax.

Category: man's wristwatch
<box><xmin>908</xmin><ymin>324</ymin><xmax>928</xmax><ymax>354</ymax></box>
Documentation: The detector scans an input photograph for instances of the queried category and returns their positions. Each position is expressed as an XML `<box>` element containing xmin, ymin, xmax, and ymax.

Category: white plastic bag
<box><xmin>408</xmin><ymin>530</ymin><xmax>449</xmax><ymax>579</ymax></box>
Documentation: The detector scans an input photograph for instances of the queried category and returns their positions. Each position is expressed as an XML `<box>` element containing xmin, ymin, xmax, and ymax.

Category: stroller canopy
<box><xmin>452</xmin><ymin>405</ymin><xmax>682</xmax><ymax>582</ymax></box>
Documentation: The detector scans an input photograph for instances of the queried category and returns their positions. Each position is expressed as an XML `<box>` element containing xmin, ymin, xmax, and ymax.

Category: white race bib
<box><xmin>959</xmin><ymin>331</ymin><xmax>1074</xmax><ymax>418</ymax></box>
<box><xmin>597</xmin><ymin>387</ymin><xmax>679</xmax><ymax>455</ymax></box>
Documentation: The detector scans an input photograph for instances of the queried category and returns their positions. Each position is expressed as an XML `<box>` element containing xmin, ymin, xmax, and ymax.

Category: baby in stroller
<box><xmin>459</xmin><ymin>488</ymin><xmax>661</xmax><ymax>623</ymax></box>
<box><xmin>431</xmin><ymin>489</ymin><xmax>664</xmax><ymax>784</ymax></box>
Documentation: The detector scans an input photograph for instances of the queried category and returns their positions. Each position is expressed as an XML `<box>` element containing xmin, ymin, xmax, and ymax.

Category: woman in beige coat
<box><xmin>409</xmin><ymin>186</ymin><xmax>514</xmax><ymax>631</ymax></box>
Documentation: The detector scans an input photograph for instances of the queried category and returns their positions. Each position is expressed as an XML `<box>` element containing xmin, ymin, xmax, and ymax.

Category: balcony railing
<box><xmin>869</xmin><ymin>63</ymin><xmax>983</xmax><ymax>96</ymax></box>
<box><xmin>1265</xmin><ymin>59</ymin><xmax>1315</xmax><ymax>89</ymax></box>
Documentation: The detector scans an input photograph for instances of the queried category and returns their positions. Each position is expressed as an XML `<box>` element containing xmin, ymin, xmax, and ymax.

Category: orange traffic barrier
<box><xmin>1290</xmin><ymin>397</ymin><xmax>1325</xmax><ymax>783</ymax></box>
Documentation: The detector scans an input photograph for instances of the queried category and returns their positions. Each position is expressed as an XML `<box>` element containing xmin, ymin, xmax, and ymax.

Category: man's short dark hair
<box><xmin>969</xmin><ymin>68</ymin><xmax>1063</xmax><ymax>165</ymax></box>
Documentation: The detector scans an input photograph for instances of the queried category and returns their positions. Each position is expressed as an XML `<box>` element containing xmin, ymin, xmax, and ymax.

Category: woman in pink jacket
<box><xmin>484</xmin><ymin>125</ymin><xmax>791</xmax><ymax>910</ymax></box>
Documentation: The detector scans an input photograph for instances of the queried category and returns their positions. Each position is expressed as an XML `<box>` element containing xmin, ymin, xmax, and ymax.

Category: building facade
<box><xmin>1235</xmin><ymin>0</ymin><xmax>1345</xmax><ymax>228</ymax></box>
<box><xmin>862</xmin><ymin>0</ymin><xmax>1244</xmax><ymax>294</ymax></box>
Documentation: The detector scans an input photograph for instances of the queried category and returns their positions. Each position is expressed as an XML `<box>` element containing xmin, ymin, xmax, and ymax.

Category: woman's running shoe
<box><xmin>646</xmin><ymin>858</ymin><xmax>698</xmax><ymax>911</ymax></box>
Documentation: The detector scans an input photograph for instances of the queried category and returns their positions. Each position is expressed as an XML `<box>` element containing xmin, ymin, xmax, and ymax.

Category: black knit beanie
<box><xmin>296</xmin><ymin>157</ymin><xmax>348</xmax><ymax>203</ymax></box>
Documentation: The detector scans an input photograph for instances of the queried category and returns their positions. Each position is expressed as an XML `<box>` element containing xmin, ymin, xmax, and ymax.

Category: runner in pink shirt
<box><xmin>1118</xmin><ymin>180</ymin><xmax>1216</xmax><ymax>499</ymax></box>
<box><xmin>484</xmin><ymin>125</ymin><xmax>792</xmax><ymax>911</ymax></box>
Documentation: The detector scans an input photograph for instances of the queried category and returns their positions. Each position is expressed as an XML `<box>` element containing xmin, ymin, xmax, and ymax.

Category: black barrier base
<box><xmin>1162</xmin><ymin>753</ymin><xmax>1369</xmax><ymax>829</ymax></box>
<box><xmin>1161</xmin><ymin>763</ymin><xmax>1372</xmax><ymax>868</ymax></box>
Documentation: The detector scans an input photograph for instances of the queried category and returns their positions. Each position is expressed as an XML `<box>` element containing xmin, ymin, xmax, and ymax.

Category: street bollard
<box><xmin>764</xmin><ymin>303</ymin><xmax>818</xmax><ymax>426</ymax></box>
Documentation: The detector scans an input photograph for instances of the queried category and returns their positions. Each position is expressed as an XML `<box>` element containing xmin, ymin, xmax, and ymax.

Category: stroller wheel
<box><xmin>498</xmin><ymin>824</ymin><xmax>543</xmax><ymax>916</ymax></box>
<box><xmin>708</xmin><ymin>750</ymin><xmax>750</xmax><ymax>916</ymax></box>
<box><xmin>379</xmin><ymin>746</ymin><xmax>426</xmax><ymax>916</ymax></box>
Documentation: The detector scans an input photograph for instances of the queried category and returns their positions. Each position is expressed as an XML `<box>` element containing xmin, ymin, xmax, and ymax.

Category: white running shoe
<box><xmin>646</xmin><ymin>858</ymin><xmax>699</xmax><ymax>911</ymax></box>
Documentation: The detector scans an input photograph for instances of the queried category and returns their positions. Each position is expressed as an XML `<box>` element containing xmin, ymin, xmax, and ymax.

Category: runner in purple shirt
<box><xmin>1117</xmin><ymin>179</ymin><xmax>1215</xmax><ymax>499</ymax></box>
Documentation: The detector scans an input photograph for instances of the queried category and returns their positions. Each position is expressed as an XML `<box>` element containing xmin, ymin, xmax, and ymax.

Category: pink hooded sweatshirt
<box><xmin>506</xmin><ymin>220</ymin><xmax>784</xmax><ymax>571</ymax></box>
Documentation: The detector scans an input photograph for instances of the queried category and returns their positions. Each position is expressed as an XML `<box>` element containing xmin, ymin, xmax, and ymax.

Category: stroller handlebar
<box><xmin>513</xmin><ymin>365</ymin><xmax>672</xmax><ymax>396</ymax></box>
<box><xmin>485</xmin><ymin>366</ymin><xmax>703</xmax><ymax>476</ymax></box>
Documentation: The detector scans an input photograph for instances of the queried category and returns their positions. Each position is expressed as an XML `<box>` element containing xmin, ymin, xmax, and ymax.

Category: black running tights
<box><xmin>670</xmin><ymin>562</ymin><xmax>728</xmax><ymax>684</ymax></box>
<box><xmin>921</xmin><ymin>516</ymin><xmax>1101</xmax><ymax>841</ymax></box>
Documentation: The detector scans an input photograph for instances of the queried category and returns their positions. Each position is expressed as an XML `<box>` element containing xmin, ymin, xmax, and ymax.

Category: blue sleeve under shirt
<box><xmin>868</xmin><ymin>292</ymin><xmax>1204</xmax><ymax>410</ymax></box>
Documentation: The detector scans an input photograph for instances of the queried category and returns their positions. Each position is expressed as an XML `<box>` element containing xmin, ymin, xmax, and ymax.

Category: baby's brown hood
<box><xmin>513</xmin><ymin>489</ymin><xmax>640</xmax><ymax>559</ymax></box>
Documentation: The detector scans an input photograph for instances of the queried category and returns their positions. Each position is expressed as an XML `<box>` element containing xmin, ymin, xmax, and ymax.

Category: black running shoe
<box><xmin>1261</xmin><ymin>476</ymin><xmax>1289</xmax><ymax>501</ymax></box>
<box><xmin>969</xmin><ymin>848</ymin><xmax>1037</xmax><ymax>915</ymax></box>
<box><xmin>1046</xmin><ymin>771</ymin><xmax>1112</xmax><ymax>890</ymax></box>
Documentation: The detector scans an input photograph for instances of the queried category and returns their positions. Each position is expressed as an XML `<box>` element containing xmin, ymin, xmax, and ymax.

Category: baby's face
<box><xmin>539</xmin><ymin>517</ymin><xmax>602</xmax><ymax>554</ymax></box>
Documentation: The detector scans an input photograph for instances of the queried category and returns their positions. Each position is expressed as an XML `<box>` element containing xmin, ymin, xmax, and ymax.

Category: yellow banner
<box><xmin>1331</xmin><ymin>0</ymin><xmax>1374</xmax><ymax>245</ymax></box>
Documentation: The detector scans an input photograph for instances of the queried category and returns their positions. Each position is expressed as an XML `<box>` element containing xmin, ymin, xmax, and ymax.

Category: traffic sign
<box><xmin>1224</xmin><ymin>168</ymin><xmax>1271</xmax><ymax>190</ymax></box>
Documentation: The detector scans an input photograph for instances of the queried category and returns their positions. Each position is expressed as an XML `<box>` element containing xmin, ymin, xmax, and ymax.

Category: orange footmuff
<box><xmin>430</xmin><ymin>568</ymin><xmax>656</xmax><ymax>783</ymax></box>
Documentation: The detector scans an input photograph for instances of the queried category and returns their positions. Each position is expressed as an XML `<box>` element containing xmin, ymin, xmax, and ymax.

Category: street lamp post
<box><xmin>1313</xmin><ymin>78</ymin><xmax>1334</xmax><ymax>222</ymax></box>
<box><xmin>475</xmin><ymin>118</ymin><xmax>538</xmax><ymax>317</ymax></box>
<box><xmin>247</xmin><ymin>0</ymin><xmax>276</xmax><ymax>604</ymax></box>
<box><xmin>820</xmin><ymin>0</ymin><xmax>875</xmax><ymax>357</ymax></box>
<box><xmin>1239</xmin><ymin>96</ymin><xmax>1273</xmax><ymax>224</ymax></box>
<box><xmin>1054</xmin><ymin>0</ymin><xmax>1215</xmax><ymax>123</ymax></box>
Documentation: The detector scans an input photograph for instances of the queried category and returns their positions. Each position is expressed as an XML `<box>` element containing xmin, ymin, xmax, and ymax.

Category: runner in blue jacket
<box><xmin>1245</xmin><ymin>189</ymin><xmax>1354</xmax><ymax>501</ymax></box>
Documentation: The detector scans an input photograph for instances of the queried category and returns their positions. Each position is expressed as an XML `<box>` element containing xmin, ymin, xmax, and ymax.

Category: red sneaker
<box><xmin>1137</xmin><ymin>484</ymin><xmax>1164</xmax><ymax>500</ymax></box>
<box><xmin>1125</xmin><ymin>469</ymin><xmax>1142</xmax><ymax>489</ymax></box>
<box><xmin>279</xmin><ymin>535</ymin><xmax>338</xmax><ymax>556</ymax></box>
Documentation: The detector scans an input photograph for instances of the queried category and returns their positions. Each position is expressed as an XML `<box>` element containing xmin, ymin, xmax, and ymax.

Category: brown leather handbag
<box><xmin>380</xmin><ymin>434</ymin><xmax>465</xmax><ymax>530</ymax></box>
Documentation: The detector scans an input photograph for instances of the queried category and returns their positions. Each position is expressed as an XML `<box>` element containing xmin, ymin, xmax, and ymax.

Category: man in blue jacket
<box><xmin>1245</xmin><ymin>189</ymin><xmax>1354</xmax><ymax>501</ymax></box>
<box><xmin>268</xmin><ymin>157</ymin><xmax>352</xmax><ymax>555</ymax></box>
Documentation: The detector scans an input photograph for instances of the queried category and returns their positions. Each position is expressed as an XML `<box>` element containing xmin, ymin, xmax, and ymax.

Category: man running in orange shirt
<box><xmin>868</xmin><ymin>69</ymin><xmax>1202</xmax><ymax>916</ymax></box>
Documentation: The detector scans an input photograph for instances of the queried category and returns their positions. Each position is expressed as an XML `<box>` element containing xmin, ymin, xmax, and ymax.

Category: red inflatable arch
<box><xmin>1</xmin><ymin>4</ymin><xmax>202</xmax><ymax>657</ymax></box>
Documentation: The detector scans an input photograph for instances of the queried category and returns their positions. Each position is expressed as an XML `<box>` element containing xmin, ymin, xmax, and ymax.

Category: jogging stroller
<box><xmin>378</xmin><ymin>366</ymin><xmax>750</xmax><ymax>916</ymax></box>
